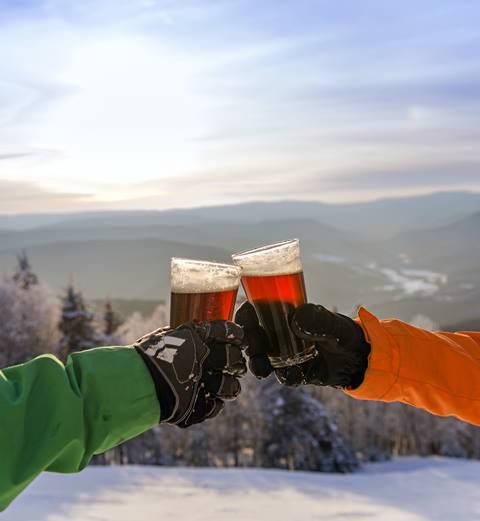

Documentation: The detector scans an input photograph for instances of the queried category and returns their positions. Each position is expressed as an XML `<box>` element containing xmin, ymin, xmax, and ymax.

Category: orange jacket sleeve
<box><xmin>345</xmin><ymin>307</ymin><xmax>480</xmax><ymax>426</ymax></box>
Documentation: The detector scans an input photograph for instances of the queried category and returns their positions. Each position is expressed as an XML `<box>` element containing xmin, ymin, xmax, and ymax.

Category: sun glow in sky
<box><xmin>1</xmin><ymin>0</ymin><xmax>480</xmax><ymax>213</ymax></box>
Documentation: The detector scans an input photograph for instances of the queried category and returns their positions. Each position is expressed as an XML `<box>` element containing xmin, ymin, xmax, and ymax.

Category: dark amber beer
<box><xmin>170</xmin><ymin>258</ymin><xmax>240</xmax><ymax>328</ymax></box>
<box><xmin>170</xmin><ymin>289</ymin><xmax>238</xmax><ymax>328</ymax></box>
<box><xmin>232</xmin><ymin>239</ymin><xmax>316</xmax><ymax>368</ymax></box>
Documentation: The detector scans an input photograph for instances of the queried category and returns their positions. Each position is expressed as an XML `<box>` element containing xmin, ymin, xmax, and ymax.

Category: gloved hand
<box><xmin>235</xmin><ymin>302</ymin><xmax>370</xmax><ymax>389</ymax></box>
<box><xmin>135</xmin><ymin>320</ymin><xmax>246</xmax><ymax>428</ymax></box>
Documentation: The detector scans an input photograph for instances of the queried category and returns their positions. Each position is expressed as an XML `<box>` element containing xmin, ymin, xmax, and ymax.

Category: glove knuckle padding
<box><xmin>291</xmin><ymin>303</ymin><xmax>336</xmax><ymax>339</ymax></box>
<box><xmin>179</xmin><ymin>394</ymin><xmax>224</xmax><ymax>428</ymax></box>
<box><xmin>206</xmin><ymin>344</ymin><xmax>246</xmax><ymax>375</ymax></box>
<box><xmin>205</xmin><ymin>372</ymin><xmax>241</xmax><ymax>400</ymax></box>
<box><xmin>206</xmin><ymin>398</ymin><xmax>225</xmax><ymax>420</ymax></box>
<box><xmin>198</xmin><ymin>320</ymin><xmax>244</xmax><ymax>345</ymax></box>
<box><xmin>292</xmin><ymin>304</ymin><xmax>359</xmax><ymax>351</ymax></box>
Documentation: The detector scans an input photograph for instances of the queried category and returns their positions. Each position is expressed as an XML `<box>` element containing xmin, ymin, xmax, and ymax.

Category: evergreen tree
<box><xmin>121</xmin><ymin>427</ymin><xmax>167</xmax><ymax>466</ymax></box>
<box><xmin>12</xmin><ymin>251</ymin><xmax>38</xmax><ymax>290</ymax></box>
<box><xmin>58</xmin><ymin>284</ymin><xmax>97</xmax><ymax>357</ymax></box>
<box><xmin>104</xmin><ymin>298</ymin><xmax>122</xmax><ymax>337</ymax></box>
<box><xmin>258</xmin><ymin>379</ymin><xmax>358</xmax><ymax>472</ymax></box>
<box><xmin>183</xmin><ymin>424</ymin><xmax>212</xmax><ymax>467</ymax></box>
<box><xmin>207</xmin><ymin>374</ymin><xmax>262</xmax><ymax>467</ymax></box>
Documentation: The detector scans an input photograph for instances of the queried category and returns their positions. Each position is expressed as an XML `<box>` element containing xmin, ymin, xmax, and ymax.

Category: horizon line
<box><xmin>1</xmin><ymin>188</ymin><xmax>479</xmax><ymax>219</ymax></box>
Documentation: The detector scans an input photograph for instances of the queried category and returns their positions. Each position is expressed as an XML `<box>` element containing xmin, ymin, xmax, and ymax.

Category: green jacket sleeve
<box><xmin>0</xmin><ymin>346</ymin><xmax>160</xmax><ymax>511</ymax></box>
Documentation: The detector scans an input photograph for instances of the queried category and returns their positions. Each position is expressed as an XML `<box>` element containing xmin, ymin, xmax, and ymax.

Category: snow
<box><xmin>5</xmin><ymin>457</ymin><xmax>480</xmax><ymax>521</ymax></box>
<box><xmin>401</xmin><ymin>269</ymin><xmax>448</xmax><ymax>285</ymax></box>
<box><xmin>314</xmin><ymin>253</ymin><xmax>346</xmax><ymax>264</ymax></box>
<box><xmin>375</xmin><ymin>268</ymin><xmax>447</xmax><ymax>297</ymax></box>
<box><xmin>398</xmin><ymin>253</ymin><xmax>412</xmax><ymax>265</ymax></box>
<box><xmin>364</xmin><ymin>262</ymin><xmax>448</xmax><ymax>298</ymax></box>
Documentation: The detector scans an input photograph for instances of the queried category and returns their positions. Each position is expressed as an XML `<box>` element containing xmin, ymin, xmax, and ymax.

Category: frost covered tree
<box><xmin>313</xmin><ymin>384</ymin><xmax>480</xmax><ymax>462</ymax></box>
<box><xmin>206</xmin><ymin>373</ymin><xmax>263</xmax><ymax>467</ymax></box>
<box><xmin>183</xmin><ymin>424</ymin><xmax>213</xmax><ymax>467</ymax></box>
<box><xmin>119</xmin><ymin>303</ymin><xmax>169</xmax><ymax>343</ymax></box>
<box><xmin>258</xmin><ymin>379</ymin><xmax>357</xmax><ymax>472</ymax></box>
<box><xmin>0</xmin><ymin>278</ymin><xmax>60</xmax><ymax>367</ymax></box>
<box><xmin>58</xmin><ymin>284</ymin><xmax>97</xmax><ymax>357</ymax></box>
<box><xmin>122</xmin><ymin>426</ymin><xmax>167</xmax><ymax>465</ymax></box>
<box><xmin>312</xmin><ymin>387</ymin><xmax>393</xmax><ymax>462</ymax></box>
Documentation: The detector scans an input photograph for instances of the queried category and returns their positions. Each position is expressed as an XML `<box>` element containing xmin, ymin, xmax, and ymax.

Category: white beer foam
<box><xmin>171</xmin><ymin>258</ymin><xmax>241</xmax><ymax>294</ymax></box>
<box><xmin>232</xmin><ymin>239</ymin><xmax>303</xmax><ymax>276</ymax></box>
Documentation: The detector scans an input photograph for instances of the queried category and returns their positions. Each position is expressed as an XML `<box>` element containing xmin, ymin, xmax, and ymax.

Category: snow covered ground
<box><xmin>374</xmin><ymin>266</ymin><xmax>448</xmax><ymax>297</ymax></box>
<box><xmin>5</xmin><ymin>457</ymin><xmax>480</xmax><ymax>521</ymax></box>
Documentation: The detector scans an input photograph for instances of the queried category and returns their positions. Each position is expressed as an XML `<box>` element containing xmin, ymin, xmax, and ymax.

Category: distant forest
<box><xmin>2</xmin><ymin>252</ymin><xmax>480</xmax><ymax>473</ymax></box>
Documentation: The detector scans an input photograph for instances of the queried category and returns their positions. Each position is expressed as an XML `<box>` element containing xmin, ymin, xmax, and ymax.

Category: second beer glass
<box><xmin>232</xmin><ymin>239</ymin><xmax>317</xmax><ymax>368</ymax></box>
<box><xmin>170</xmin><ymin>258</ymin><xmax>241</xmax><ymax>328</ymax></box>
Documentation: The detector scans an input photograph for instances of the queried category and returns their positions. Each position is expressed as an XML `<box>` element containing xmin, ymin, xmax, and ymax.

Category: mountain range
<box><xmin>0</xmin><ymin>191</ymin><xmax>479</xmax><ymax>327</ymax></box>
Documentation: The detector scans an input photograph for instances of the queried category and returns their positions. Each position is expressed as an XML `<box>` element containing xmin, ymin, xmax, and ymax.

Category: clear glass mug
<box><xmin>232</xmin><ymin>239</ymin><xmax>316</xmax><ymax>368</ymax></box>
<box><xmin>170</xmin><ymin>258</ymin><xmax>241</xmax><ymax>328</ymax></box>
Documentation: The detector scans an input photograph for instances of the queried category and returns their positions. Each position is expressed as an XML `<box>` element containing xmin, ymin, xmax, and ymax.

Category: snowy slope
<box><xmin>4</xmin><ymin>458</ymin><xmax>480</xmax><ymax>521</ymax></box>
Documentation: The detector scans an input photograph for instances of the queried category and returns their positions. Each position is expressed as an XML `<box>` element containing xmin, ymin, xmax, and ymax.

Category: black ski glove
<box><xmin>235</xmin><ymin>302</ymin><xmax>370</xmax><ymax>389</ymax></box>
<box><xmin>135</xmin><ymin>320</ymin><xmax>246</xmax><ymax>428</ymax></box>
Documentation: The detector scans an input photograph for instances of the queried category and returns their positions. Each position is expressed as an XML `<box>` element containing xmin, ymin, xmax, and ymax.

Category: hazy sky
<box><xmin>1</xmin><ymin>0</ymin><xmax>480</xmax><ymax>213</ymax></box>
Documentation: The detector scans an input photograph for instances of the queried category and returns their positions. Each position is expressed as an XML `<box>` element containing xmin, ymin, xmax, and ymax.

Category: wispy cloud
<box><xmin>0</xmin><ymin>0</ymin><xmax>479</xmax><ymax>212</ymax></box>
<box><xmin>0</xmin><ymin>179</ymin><xmax>92</xmax><ymax>213</ymax></box>
<box><xmin>0</xmin><ymin>153</ymin><xmax>32</xmax><ymax>161</ymax></box>
<box><xmin>321</xmin><ymin>162</ymin><xmax>480</xmax><ymax>191</ymax></box>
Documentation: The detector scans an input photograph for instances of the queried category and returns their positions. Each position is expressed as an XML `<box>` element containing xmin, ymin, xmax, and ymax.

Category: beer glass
<box><xmin>170</xmin><ymin>258</ymin><xmax>241</xmax><ymax>328</ymax></box>
<box><xmin>232</xmin><ymin>239</ymin><xmax>316</xmax><ymax>368</ymax></box>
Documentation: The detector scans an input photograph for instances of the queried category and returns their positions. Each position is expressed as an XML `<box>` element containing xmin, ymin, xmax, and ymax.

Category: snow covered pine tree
<box><xmin>104</xmin><ymin>299</ymin><xmax>116</xmax><ymax>335</ymax></box>
<box><xmin>258</xmin><ymin>379</ymin><xmax>358</xmax><ymax>472</ymax></box>
<box><xmin>101</xmin><ymin>298</ymin><xmax>124</xmax><ymax>345</ymax></box>
<box><xmin>58</xmin><ymin>284</ymin><xmax>98</xmax><ymax>358</ymax></box>
<box><xmin>12</xmin><ymin>251</ymin><xmax>39</xmax><ymax>290</ymax></box>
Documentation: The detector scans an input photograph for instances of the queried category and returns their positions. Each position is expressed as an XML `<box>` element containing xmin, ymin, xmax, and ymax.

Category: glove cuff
<box><xmin>135</xmin><ymin>347</ymin><xmax>175</xmax><ymax>422</ymax></box>
<box><xmin>347</xmin><ymin>323</ymin><xmax>371</xmax><ymax>389</ymax></box>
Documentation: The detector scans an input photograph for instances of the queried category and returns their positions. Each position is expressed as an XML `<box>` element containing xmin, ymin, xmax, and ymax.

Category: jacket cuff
<box><xmin>345</xmin><ymin>307</ymin><xmax>400</xmax><ymax>401</ymax></box>
<box><xmin>65</xmin><ymin>346</ymin><xmax>160</xmax><ymax>460</ymax></box>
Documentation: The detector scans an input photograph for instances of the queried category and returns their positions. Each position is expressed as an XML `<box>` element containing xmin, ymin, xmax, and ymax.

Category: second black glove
<box><xmin>236</xmin><ymin>302</ymin><xmax>370</xmax><ymax>389</ymax></box>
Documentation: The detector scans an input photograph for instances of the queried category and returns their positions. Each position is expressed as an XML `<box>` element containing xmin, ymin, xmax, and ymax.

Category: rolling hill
<box><xmin>389</xmin><ymin>211</ymin><xmax>480</xmax><ymax>270</ymax></box>
<box><xmin>0</xmin><ymin>217</ymin><xmax>387</xmax><ymax>305</ymax></box>
<box><xmin>0</xmin><ymin>238</ymin><xmax>231</xmax><ymax>300</ymax></box>
<box><xmin>0</xmin><ymin>192</ymin><xmax>478</xmax><ymax>325</ymax></box>
<box><xmin>2</xmin><ymin>191</ymin><xmax>480</xmax><ymax>238</ymax></box>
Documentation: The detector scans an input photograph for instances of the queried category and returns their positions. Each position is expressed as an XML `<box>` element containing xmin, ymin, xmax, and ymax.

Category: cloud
<box><xmin>0</xmin><ymin>180</ymin><xmax>92</xmax><ymax>213</ymax></box>
<box><xmin>0</xmin><ymin>0</ymin><xmax>480</xmax><ymax>209</ymax></box>
<box><xmin>0</xmin><ymin>153</ymin><xmax>32</xmax><ymax>161</ymax></box>
<box><xmin>321</xmin><ymin>162</ymin><xmax>480</xmax><ymax>191</ymax></box>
